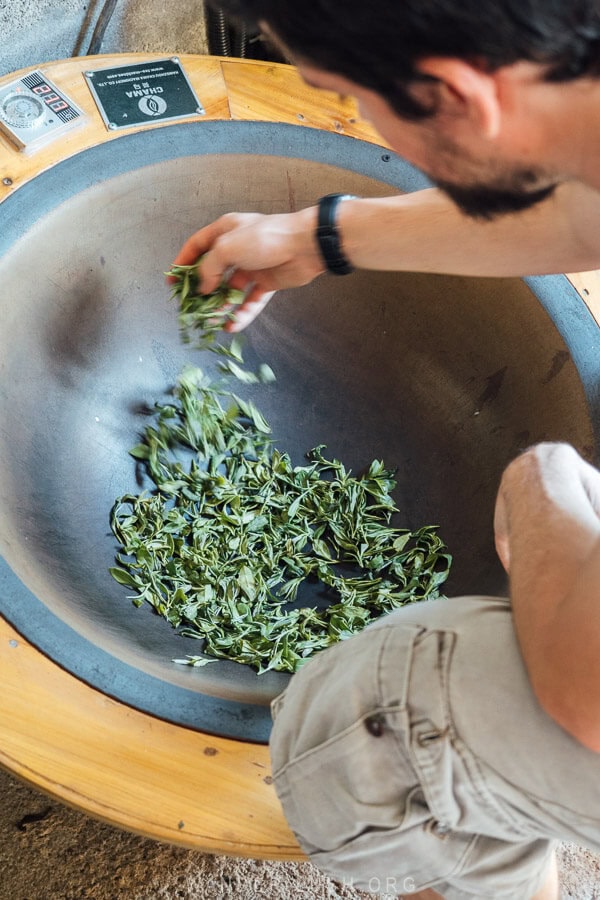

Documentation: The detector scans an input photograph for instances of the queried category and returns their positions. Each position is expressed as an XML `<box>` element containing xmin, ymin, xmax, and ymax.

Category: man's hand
<box><xmin>169</xmin><ymin>178</ymin><xmax>600</xmax><ymax>333</ymax></box>
<box><xmin>170</xmin><ymin>207</ymin><xmax>324</xmax><ymax>332</ymax></box>
<box><xmin>495</xmin><ymin>442</ymin><xmax>600</xmax><ymax>750</ymax></box>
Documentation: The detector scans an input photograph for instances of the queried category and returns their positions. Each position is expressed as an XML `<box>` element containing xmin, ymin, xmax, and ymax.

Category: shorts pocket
<box><xmin>273</xmin><ymin>706</ymin><xmax>416</xmax><ymax>855</ymax></box>
<box><xmin>270</xmin><ymin>616</ymin><xmax>476</xmax><ymax>890</ymax></box>
<box><xmin>308</xmin><ymin>784</ymin><xmax>476</xmax><ymax>893</ymax></box>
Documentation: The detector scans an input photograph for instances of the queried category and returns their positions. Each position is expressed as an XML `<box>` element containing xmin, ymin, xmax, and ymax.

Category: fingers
<box><xmin>224</xmin><ymin>290</ymin><xmax>275</xmax><ymax>333</ymax></box>
<box><xmin>171</xmin><ymin>233</ymin><xmax>206</xmax><ymax>268</ymax></box>
<box><xmin>171</xmin><ymin>236</ymin><xmax>245</xmax><ymax>295</ymax></box>
<box><xmin>197</xmin><ymin>246</ymin><xmax>234</xmax><ymax>295</ymax></box>
<box><xmin>168</xmin><ymin>214</ymin><xmax>251</xmax><ymax>289</ymax></box>
<box><xmin>171</xmin><ymin>217</ymin><xmax>233</xmax><ymax>268</ymax></box>
<box><xmin>167</xmin><ymin>207</ymin><xmax>318</xmax><ymax>332</ymax></box>
<box><xmin>167</xmin><ymin>232</ymin><xmax>211</xmax><ymax>283</ymax></box>
<box><xmin>166</xmin><ymin>242</ymin><xmax>203</xmax><ymax>286</ymax></box>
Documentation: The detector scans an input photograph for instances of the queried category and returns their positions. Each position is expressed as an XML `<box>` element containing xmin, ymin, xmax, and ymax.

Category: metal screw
<box><xmin>171</xmin><ymin>57</ymin><xmax>180</xmax><ymax>63</ymax></box>
<box><xmin>2</xmin><ymin>177</ymin><xmax>13</xmax><ymax>186</ymax></box>
<box><xmin>108</xmin><ymin>122</ymin><xmax>117</xmax><ymax>130</ymax></box>
<box><xmin>85</xmin><ymin>71</ymin><xmax>94</xmax><ymax>78</ymax></box>
<box><xmin>381</xmin><ymin>153</ymin><xmax>391</xmax><ymax>162</ymax></box>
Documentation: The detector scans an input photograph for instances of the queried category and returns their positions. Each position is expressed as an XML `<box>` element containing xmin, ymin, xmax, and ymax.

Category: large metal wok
<box><xmin>0</xmin><ymin>120</ymin><xmax>599</xmax><ymax>743</ymax></box>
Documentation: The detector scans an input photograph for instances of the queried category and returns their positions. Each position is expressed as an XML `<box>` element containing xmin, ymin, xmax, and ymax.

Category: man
<box><xmin>172</xmin><ymin>2</ymin><xmax>600</xmax><ymax>895</ymax></box>
<box><xmin>268</xmin><ymin>441</ymin><xmax>600</xmax><ymax>900</ymax></box>
<box><xmin>175</xmin><ymin>1</ymin><xmax>600</xmax><ymax>329</ymax></box>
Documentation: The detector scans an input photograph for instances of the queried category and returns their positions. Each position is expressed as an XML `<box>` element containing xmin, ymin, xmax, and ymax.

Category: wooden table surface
<box><xmin>0</xmin><ymin>53</ymin><xmax>598</xmax><ymax>859</ymax></box>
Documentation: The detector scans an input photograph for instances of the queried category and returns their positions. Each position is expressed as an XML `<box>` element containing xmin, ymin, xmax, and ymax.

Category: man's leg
<box><xmin>531</xmin><ymin>850</ymin><xmax>559</xmax><ymax>900</ymax></box>
<box><xmin>405</xmin><ymin>849</ymin><xmax>559</xmax><ymax>900</ymax></box>
<box><xmin>405</xmin><ymin>889</ymin><xmax>443</xmax><ymax>899</ymax></box>
<box><xmin>270</xmin><ymin>599</ymin><xmax>568</xmax><ymax>900</ymax></box>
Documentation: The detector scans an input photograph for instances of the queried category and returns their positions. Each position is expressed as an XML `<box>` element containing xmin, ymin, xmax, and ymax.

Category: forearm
<box><xmin>174</xmin><ymin>179</ymin><xmax>600</xmax><ymax>331</ymax></box>
<box><xmin>338</xmin><ymin>182</ymin><xmax>600</xmax><ymax>277</ymax></box>
<box><xmin>499</xmin><ymin>445</ymin><xmax>600</xmax><ymax>750</ymax></box>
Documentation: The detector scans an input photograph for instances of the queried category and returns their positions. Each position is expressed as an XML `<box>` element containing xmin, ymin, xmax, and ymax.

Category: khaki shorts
<box><xmin>269</xmin><ymin>596</ymin><xmax>559</xmax><ymax>899</ymax></box>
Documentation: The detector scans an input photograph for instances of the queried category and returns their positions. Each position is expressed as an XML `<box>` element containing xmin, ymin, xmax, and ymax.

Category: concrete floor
<box><xmin>0</xmin><ymin>0</ymin><xmax>208</xmax><ymax>77</ymax></box>
<box><xmin>0</xmin><ymin>766</ymin><xmax>366</xmax><ymax>900</ymax></box>
<box><xmin>0</xmin><ymin>766</ymin><xmax>598</xmax><ymax>898</ymax></box>
<box><xmin>1</xmin><ymin>2</ymin><xmax>600</xmax><ymax>897</ymax></box>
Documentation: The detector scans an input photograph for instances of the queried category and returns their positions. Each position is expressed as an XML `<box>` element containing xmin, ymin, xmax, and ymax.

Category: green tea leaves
<box><xmin>167</xmin><ymin>260</ymin><xmax>245</xmax><ymax>349</ymax></box>
<box><xmin>110</xmin><ymin>262</ymin><xmax>452</xmax><ymax>674</ymax></box>
<box><xmin>110</xmin><ymin>363</ymin><xmax>452</xmax><ymax>674</ymax></box>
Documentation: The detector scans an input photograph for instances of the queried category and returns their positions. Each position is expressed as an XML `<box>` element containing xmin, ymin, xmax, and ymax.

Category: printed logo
<box><xmin>138</xmin><ymin>96</ymin><xmax>167</xmax><ymax>117</ymax></box>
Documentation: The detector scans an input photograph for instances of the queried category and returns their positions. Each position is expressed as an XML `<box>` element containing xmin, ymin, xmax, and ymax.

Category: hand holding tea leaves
<box><xmin>167</xmin><ymin>260</ymin><xmax>246</xmax><ymax>348</ymax></box>
<box><xmin>109</xmin><ymin>263</ymin><xmax>451</xmax><ymax>673</ymax></box>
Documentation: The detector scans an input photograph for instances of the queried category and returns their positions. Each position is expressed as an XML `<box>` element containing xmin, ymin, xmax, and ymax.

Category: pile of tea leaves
<box><xmin>109</xmin><ymin>264</ymin><xmax>451</xmax><ymax>674</ymax></box>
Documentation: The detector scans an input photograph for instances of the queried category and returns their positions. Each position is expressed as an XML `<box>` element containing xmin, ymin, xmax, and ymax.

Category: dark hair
<box><xmin>213</xmin><ymin>0</ymin><xmax>600</xmax><ymax>118</ymax></box>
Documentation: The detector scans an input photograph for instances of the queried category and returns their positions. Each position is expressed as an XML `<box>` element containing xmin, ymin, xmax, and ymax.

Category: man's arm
<box><xmin>494</xmin><ymin>443</ymin><xmax>600</xmax><ymax>751</ymax></box>
<box><xmin>338</xmin><ymin>181</ymin><xmax>600</xmax><ymax>276</ymax></box>
<box><xmin>172</xmin><ymin>180</ymin><xmax>600</xmax><ymax>331</ymax></box>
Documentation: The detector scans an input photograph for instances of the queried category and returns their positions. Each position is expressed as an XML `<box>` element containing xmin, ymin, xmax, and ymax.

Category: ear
<box><xmin>414</xmin><ymin>57</ymin><xmax>501</xmax><ymax>139</ymax></box>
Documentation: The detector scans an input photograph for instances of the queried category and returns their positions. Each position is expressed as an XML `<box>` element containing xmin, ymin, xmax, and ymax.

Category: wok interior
<box><xmin>0</xmin><ymin>143</ymin><xmax>594</xmax><ymax>739</ymax></box>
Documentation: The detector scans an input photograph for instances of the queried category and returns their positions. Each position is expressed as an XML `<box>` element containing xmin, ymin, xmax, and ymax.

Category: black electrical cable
<box><xmin>87</xmin><ymin>0</ymin><xmax>120</xmax><ymax>55</ymax></box>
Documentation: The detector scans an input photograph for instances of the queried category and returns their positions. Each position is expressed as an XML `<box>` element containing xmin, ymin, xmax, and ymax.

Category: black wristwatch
<box><xmin>316</xmin><ymin>193</ymin><xmax>357</xmax><ymax>275</ymax></box>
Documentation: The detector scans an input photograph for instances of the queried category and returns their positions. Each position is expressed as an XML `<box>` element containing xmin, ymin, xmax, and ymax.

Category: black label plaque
<box><xmin>84</xmin><ymin>58</ymin><xmax>204</xmax><ymax>131</ymax></box>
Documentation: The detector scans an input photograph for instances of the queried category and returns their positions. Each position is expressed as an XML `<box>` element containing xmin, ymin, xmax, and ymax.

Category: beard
<box><xmin>433</xmin><ymin>162</ymin><xmax>558</xmax><ymax>221</ymax></box>
<box><xmin>436</xmin><ymin>178</ymin><xmax>557</xmax><ymax>220</ymax></box>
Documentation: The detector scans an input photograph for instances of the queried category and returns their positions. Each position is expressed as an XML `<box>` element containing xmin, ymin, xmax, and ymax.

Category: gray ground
<box><xmin>0</xmin><ymin>767</ymin><xmax>366</xmax><ymax>899</ymax></box>
<box><xmin>0</xmin><ymin>766</ymin><xmax>598</xmax><ymax>899</ymax></box>
<box><xmin>0</xmin><ymin>0</ymin><xmax>207</xmax><ymax>77</ymax></box>
<box><xmin>1</xmin><ymin>2</ymin><xmax>599</xmax><ymax>897</ymax></box>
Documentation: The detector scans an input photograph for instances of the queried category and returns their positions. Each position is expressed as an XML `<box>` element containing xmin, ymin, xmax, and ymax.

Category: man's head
<box><xmin>214</xmin><ymin>0</ymin><xmax>600</xmax><ymax>218</ymax></box>
<box><xmin>216</xmin><ymin>1</ymin><xmax>600</xmax><ymax>117</ymax></box>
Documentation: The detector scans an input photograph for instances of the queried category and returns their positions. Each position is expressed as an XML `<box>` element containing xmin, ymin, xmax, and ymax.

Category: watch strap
<box><xmin>316</xmin><ymin>193</ymin><xmax>357</xmax><ymax>275</ymax></box>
